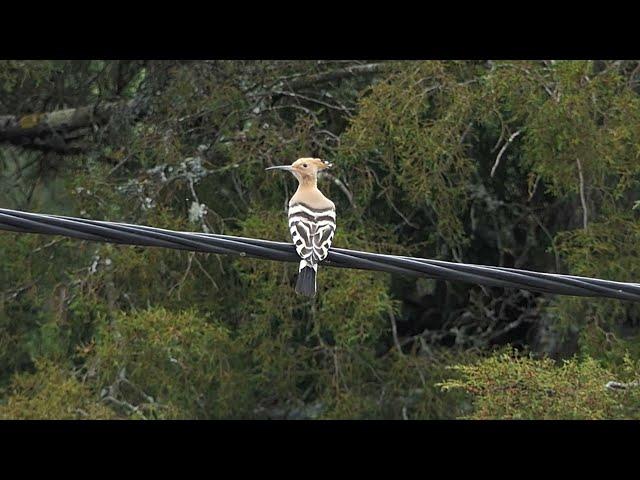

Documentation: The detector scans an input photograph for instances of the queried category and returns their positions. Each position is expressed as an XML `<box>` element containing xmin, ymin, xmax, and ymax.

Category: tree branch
<box><xmin>491</xmin><ymin>130</ymin><xmax>521</xmax><ymax>177</ymax></box>
<box><xmin>0</xmin><ymin>99</ymin><xmax>142</xmax><ymax>152</ymax></box>
<box><xmin>576</xmin><ymin>157</ymin><xmax>588</xmax><ymax>229</ymax></box>
<box><xmin>282</xmin><ymin>63</ymin><xmax>386</xmax><ymax>90</ymax></box>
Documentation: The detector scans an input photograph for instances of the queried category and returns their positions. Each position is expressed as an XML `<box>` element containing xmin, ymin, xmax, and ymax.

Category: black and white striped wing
<box><xmin>288</xmin><ymin>203</ymin><xmax>336</xmax><ymax>266</ymax></box>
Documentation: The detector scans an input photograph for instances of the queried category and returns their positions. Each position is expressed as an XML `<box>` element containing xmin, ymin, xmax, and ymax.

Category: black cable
<box><xmin>1</xmin><ymin>207</ymin><xmax>638</xmax><ymax>302</ymax></box>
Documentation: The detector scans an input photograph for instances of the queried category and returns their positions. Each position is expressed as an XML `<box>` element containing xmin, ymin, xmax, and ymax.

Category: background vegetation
<box><xmin>1</xmin><ymin>60</ymin><xmax>640</xmax><ymax>419</ymax></box>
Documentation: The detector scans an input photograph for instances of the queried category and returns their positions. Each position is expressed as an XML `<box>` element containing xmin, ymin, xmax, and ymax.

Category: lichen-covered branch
<box><xmin>0</xmin><ymin>99</ymin><xmax>141</xmax><ymax>152</ymax></box>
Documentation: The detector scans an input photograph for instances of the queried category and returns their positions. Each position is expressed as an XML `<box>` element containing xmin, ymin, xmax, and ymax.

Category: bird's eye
<box><xmin>303</xmin><ymin>164</ymin><xmax>308</xmax><ymax>168</ymax></box>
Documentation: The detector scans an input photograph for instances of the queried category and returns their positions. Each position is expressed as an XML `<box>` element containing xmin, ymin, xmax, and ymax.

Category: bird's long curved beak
<box><xmin>265</xmin><ymin>165</ymin><xmax>294</xmax><ymax>172</ymax></box>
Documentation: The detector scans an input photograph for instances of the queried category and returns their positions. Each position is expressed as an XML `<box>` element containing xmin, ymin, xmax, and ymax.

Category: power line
<box><xmin>1</xmin><ymin>207</ymin><xmax>639</xmax><ymax>302</ymax></box>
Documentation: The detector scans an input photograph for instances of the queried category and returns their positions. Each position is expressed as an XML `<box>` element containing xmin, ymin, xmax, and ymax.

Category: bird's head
<box><xmin>265</xmin><ymin>157</ymin><xmax>333</xmax><ymax>183</ymax></box>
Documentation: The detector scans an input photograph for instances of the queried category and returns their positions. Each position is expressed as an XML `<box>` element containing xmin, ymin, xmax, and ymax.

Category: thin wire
<box><xmin>1</xmin><ymin>207</ymin><xmax>639</xmax><ymax>302</ymax></box>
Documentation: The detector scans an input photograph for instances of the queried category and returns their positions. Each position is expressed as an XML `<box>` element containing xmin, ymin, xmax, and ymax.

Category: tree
<box><xmin>2</xmin><ymin>60</ymin><xmax>640</xmax><ymax>419</ymax></box>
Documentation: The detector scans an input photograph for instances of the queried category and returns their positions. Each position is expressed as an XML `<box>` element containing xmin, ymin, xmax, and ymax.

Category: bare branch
<box><xmin>389</xmin><ymin>307</ymin><xmax>404</xmax><ymax>356</ymax></box>
<box><xmin>576</xmin><ymin>157</ymin><xmax>588</xmax><ymax>229</ymax></box>
<box><xmin>0</xmin><ymin>99</ymin><xmax>142</xmax><ymax>152</ymax></box>
<box><xmin>491</xmin><ymin>130</ymin><xmax>522</xmax><ymax>177</ymax></box>
<box><xmin>606</xmin><ymin>380</ymin><xmax>640</xmax><ymax>390</ymax></box>
<box><xmin>283</xmin><ymin>63</ymin><xmax>386</xmax><ymax>90</ymax></box>
<box><xmin>321</xmin><ymin>172</ymin><xmax>356</xmax><ymax>209</ymax></box>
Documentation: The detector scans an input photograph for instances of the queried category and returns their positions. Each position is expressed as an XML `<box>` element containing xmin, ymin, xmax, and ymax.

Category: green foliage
<box><xmin>0</xmin><ymin>359</ymin><xmax>116</xmax><ymax>419</ymax></box>
<box><xmin>440</xmin><ymin>349</ymin><xmax>640</xmax><ymax>419</ymax></box>
<box><xmin>340</xmin><ymin>62</ymin><xmax>478</xmax><ymax>248</ymax></box>
<box><xmin>92</xmin><ymin>308</ymin><xmax>253</xmax><ymax>419</ymax></box>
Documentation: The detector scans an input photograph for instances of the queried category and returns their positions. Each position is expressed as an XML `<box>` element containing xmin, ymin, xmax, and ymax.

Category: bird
<box><xmin>266</xmin><ymin>157</ymin><xmax>336</xmax><ymax>297</ymax></box>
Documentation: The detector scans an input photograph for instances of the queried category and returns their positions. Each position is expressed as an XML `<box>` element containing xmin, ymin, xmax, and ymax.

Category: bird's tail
<box><xmin>296</xmin><ymin>261</ymin><xmax>317</xmax><ymax>297</ymax></box>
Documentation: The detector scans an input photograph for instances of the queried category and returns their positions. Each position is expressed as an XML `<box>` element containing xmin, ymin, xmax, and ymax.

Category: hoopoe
<box><xmin>266</xmin><ymin>157</ymin><xmax>336</xmax><ymax>297</ymax></box>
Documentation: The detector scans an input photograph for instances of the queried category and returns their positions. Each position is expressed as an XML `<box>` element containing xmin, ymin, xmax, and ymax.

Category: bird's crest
<box><xmin>296</xmin><ymin>157</ymin><xmax>333</xmax><ymax>170</ymax></box>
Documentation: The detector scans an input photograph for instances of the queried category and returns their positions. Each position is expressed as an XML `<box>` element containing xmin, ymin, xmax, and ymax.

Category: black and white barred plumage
<box><xmin>288</xmin><ymin>202</ymin><xmax>336</xmax><ymax>297</ymax></box>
